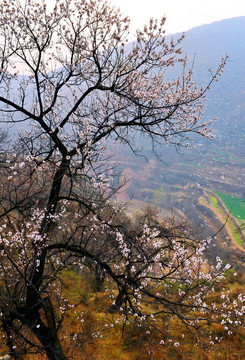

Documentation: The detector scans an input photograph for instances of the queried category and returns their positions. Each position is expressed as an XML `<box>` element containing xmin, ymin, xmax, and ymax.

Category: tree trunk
<box><xmin>24</xmin><ymin>157</ymin><xmax>71</xmax><ymax>360</ymax></box>
<box><xmin>32</xmin><ymin>324</ymin><xmax>67</xmax><ymax>360</ymax></box>
<box><xmin>40</xmin><ymin>334</ymin><xmax>67</xmax><ymax>360</ymax></box>
<box><xmin>23</xmin><ymin>306</ymin><xmax>67</xmax><ymax>360</ymax></box>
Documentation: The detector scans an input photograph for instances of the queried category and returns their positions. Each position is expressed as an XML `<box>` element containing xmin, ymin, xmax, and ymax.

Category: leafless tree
<box><xmin>0</xmin><ymin>1</ymin><xmax>242</xmax><ymax>359</ymax></box>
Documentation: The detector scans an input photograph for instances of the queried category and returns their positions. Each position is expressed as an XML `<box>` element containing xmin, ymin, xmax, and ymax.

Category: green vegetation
<box><xmin>207</xmin><ymin>191</ymin><xmax>245</xmax><ymax>249</ymax></box>
<box><xmin>210</xmin><ymin>195</ymin><xmax>218</xmax><ymax>208</ymax></box>
<box><xmin>211</xmin><ymin>149</ymin><xmax>245</xmax><ymax>164</ymax></box>
<box><xmin>228</xmin><ymin>220</ymin><xmax>244</xmax><ymax>248</ymax></box>
<box><xmin>214</xmin><ymin>190</ymin><xmax>245</xmax><ymax>221</ymax></box>
<box><xmin>153</xmin><ymin>185</ymin><xmax>167</xmax><ymax>206</ymax></box>
<box><xmin>180</xmin><ymin>162</ymin><xmax>206</xmax><ymax>168</ymax></box>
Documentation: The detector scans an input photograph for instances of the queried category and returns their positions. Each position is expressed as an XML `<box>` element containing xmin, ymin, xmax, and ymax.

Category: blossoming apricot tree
<box><xmin>0</xmin><ymin>0</ymin><xmax>243</xmax><ymax>359</ymax></box>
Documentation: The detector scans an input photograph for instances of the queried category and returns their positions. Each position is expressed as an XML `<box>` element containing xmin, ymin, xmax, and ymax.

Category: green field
<box><xmin>213</xmin><ymin>190</ymin><xmax>245</xmax><ymax>221</ymax></box>
<box><xmin>207</xmin><ymin>191</ymin><xmax>245</xmax><ymax>249</ymax></box>
<box><xmin>180</xmin><ymin>162</ymin><xmax>206</xmax><ymax>169</ymax></box>
<box><xmin>211</xmin><ymin>149</ymin><xmax>245</xmax><ymax>164</ymax></box>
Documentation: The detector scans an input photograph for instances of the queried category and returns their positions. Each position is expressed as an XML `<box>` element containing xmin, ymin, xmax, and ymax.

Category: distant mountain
<box><xmin>128</xmin><ymin>17</ymin><xmax>245</xmax><ymax>153</ymax></box>
<box><xmin>182</xmin><ymin>16</ymin><xmax>245</xmax><ymax>65</ymax></box>
<box><xmin>179</xmin><ymin>17</ymin><xmax>245</xmax><ymax>144</ymax></box>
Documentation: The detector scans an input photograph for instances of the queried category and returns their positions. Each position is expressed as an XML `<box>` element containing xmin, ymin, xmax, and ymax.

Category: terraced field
<box><xmin>115</xmin><ymin>141</ymin><xmax>245</xmax><ymax>269</ymax></box>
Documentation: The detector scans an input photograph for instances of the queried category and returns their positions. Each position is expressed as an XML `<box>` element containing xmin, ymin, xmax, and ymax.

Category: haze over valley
<box><xmin>115</xmin><ymin>17</ymin><xmax>245</xmax><ymax>269</ymax></box>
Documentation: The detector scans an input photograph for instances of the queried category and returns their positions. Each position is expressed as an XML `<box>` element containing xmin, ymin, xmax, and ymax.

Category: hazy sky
<box><xmin>110</xmin><ymin>0</ymin><xmax>245</xmax><ymax>35</ymax></box>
